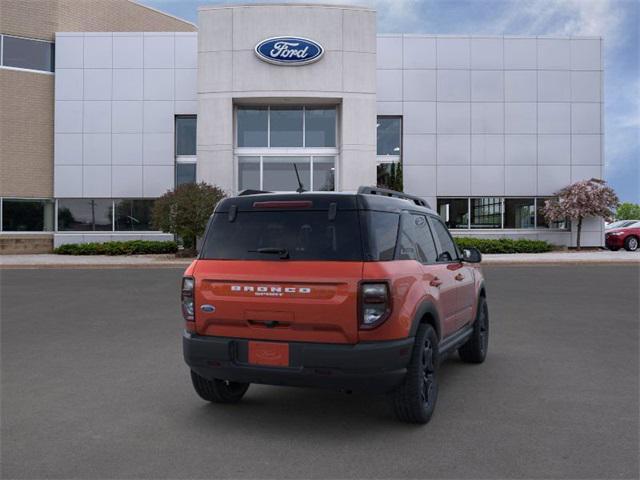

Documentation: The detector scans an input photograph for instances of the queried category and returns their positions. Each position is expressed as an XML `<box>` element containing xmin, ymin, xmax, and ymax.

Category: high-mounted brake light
<box><xmin>252</xmin><ymin>200</ymin><xmax>313</xmax><ymax>209</ymax></box>
<box><xmin>181</xmin><ymin>277</ymin><xmax>195</xmax><ymax>322</ymax></box>
<box><xmin>359</xmin><ymin>282</ymin><xmax>392</xmax><ymax>329</ymax></box>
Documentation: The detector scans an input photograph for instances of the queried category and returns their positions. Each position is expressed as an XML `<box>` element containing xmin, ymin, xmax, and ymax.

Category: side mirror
<box><xmin>461</xmin><ymin>247</ymin><xmax>482</xmax><ymax>263</ymax></box>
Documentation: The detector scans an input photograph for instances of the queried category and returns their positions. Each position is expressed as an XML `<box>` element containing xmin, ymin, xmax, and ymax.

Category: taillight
<box><xmin>359</xmin><ymin>282</ymin><xmax>391</xmax><ymax>329</ymax></box>
<box><xmin>181</xmin><ymin>276</ymin><xmax>195</xmax><ymax>321</ymax></box>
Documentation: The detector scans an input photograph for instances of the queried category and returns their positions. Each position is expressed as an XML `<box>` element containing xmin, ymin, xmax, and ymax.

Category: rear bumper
<box><xmin>183</xmin><ymin>331</ymin><xmax>414</xmax><ymax>393</ymax></box>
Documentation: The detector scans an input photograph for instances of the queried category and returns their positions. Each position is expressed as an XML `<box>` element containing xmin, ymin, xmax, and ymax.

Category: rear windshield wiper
<box><xmin>248</xmin><ymin>247</ymin><xmax>290</xmax><ymax>259</ymax></box>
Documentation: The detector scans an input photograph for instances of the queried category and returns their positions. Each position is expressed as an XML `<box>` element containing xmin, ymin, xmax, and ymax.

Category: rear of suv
<box><xmin>182</xmin><ymin>187</ymin><xmax>488</xmax><ymax>423</ymax></box>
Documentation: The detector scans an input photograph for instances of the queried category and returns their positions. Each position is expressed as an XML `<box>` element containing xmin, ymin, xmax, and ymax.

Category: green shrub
<box><xmin>54</xmin><ymin>240</ymin><xmax>178</xmax><ymax>256</ymax></box>
<box><xmin>454</xmin><ymin>237</ymin><xmax>553</xmax><ymax>254</ymax></box>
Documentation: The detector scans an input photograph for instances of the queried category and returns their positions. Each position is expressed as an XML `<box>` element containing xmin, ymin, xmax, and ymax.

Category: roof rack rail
<box><xmin>357</xmin><ymin>186</ymin><xmax>431</xmax><ymax>209</ymax></box>
<box><xmin>238</xmin><ymin>189</ymin><xmax>272</xmax><ymax>196</ymax></box>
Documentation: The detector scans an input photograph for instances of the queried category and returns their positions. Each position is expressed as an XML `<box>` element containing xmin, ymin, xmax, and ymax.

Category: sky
<box><xmin>141</xmin><ymin>0</ymin><xmax>639</xmax><ymax>203</ymax></box>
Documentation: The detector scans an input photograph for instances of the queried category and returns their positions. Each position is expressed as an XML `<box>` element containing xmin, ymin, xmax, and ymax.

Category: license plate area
<box><xmin>248</xmin><ymin>341</ymin><xmax>290</xmax><ymax>367</ymax></box>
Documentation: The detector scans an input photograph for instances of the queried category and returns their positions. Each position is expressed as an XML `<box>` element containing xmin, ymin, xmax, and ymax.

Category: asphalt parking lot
<box><xmin>1</xmin><ymin>266</ymin><xmax>638</xmax><ymax>479</ymax></box>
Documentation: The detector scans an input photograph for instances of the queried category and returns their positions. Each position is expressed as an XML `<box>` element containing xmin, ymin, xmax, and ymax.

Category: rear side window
<box><xmin>428</xmin><ymin>216</ymin><xmax>459</xmax><ymax>262</ymax></box>
<box><xmin>397</xmin><ymin>213</ymin><xmax>438</xmax><ymax>263</ymax></box>
<box><xmin>201</xmin><ymin>210</ymin><xmax>362</xmax><ymax>261</ymax></box>
<box><xmin>364</xmin><ymin>211</ymin><xmax>399</xmax><ymax>261</ymax></box>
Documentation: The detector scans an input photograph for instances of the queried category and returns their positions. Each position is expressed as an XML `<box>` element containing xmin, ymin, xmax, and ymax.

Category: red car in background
<box><xmin>605</xmin><ymin>221</ymin><xmax>640</xmax><ymax>251</ymax></box>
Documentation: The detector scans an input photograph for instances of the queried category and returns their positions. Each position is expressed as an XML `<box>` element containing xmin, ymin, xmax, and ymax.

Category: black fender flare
<box><xmin>409</xmin><ymin>301</ymin><xmax>442</xmax><ymax>340</ymax></box>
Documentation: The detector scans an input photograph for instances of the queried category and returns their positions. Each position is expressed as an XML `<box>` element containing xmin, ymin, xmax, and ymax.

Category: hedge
<box><xmin>54</xmin><ymin>240</ymin><xmax>178</xmax><ymax>256</ymax></box>
<box><xmin>454</xmin><ymin>237</ymin><xmax>553</xmax><ymax>254</ymax></box>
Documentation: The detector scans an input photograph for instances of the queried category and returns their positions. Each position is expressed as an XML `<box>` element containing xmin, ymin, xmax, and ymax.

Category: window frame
<box><xmin>175</xmin><ymin>115</ymin><xmax>197</xmax><ymax>186</ymax></box>
<box><xmin>436</xmin><ymin>197</ymin><xmax>570</xmax><ymax>231</ymax></box>
<box><xmin>235</xmin><ymin>105</ymin><xmax>339</xmax><ymax>193</ymax></box>
<box><xmin>235</xmin><ymin>105</ymin><xmax>338</xmax><ymax>149</ymax></box>
<box><xmin>0</xmin><ymin>34</ymin><xmax>55</xmax><ymax>75</ymax></box>
<box><xmin>428</xmin><ymin>215</ymin><xmax>462</xmax><ymax>263</ymax></box>
<box><xmin>376</xmin><ymin>116</ymin><xmax>403</xmax><ymax>190</ymax></box>
<box><xmin>0</xmin><ymin>197</ymin><xmax>55</xmax><ymax>232</ymax></box>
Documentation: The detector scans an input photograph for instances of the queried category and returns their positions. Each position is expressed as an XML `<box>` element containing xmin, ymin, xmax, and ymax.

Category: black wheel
<box><xmin>459</xmin><ymin>296</ymin><xmax>489</xmax><ymax>363</ymax></box>
<box><xmin>190</xmin><ymin>370</ymin><xmax>249</xmax><ymax>404</ymax></box>
<box><xmin>389</xmin><ymin>324</ymin><xmax>439</xmax><ymax>424</ymax></box>
<box><xmin>624</xmin><ymin>236</ymin><xmax>639</xmax><ymax>252</ymax></box>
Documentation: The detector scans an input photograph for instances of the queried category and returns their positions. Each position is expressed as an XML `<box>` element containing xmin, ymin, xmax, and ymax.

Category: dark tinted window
<box><xmin>176</xmin><ymin>163</ymin><xmax>196</xmax><ymax>186</ymax></box>
<box><xmin>304</xmin><ymin>108</ymin><xmax>336</xmax><ymax>147</ymax></box>
<box><xmin>57</xmin><ymin>199</ymin><xmax>112</xmax><ymax>231</ymax></box>
<box><xmin>365</xmin><ymin>211</ymin><xmax>399</xmax><ymax>261</ymax></box>
<box><xmin>536</xmin><ymin>197</ymin><xmax>569</xmax><ymax>229</ymax></box>
<box><xmin>377</xmin><ymin>117</ymin><xmax>401</xmax><ymax>156</ymax></box>
<box><xmin>237</xmin><ymin>107</ymin><xmax>268</xmax><ymax>147</ymax></box>
<box><xmin>114</xmin><ymin>199</ymin><xmax>155</xmax><ymax>231</ymax></box>
<box><xmin>175</xmin><ymin>116</ymin><xmax>196</xmax><ymax>155</ymax></box>
<box><xmin>471</xmin><ymin>197</ymin><xmax>502</xmax><ymax>229</ymax></box>
<box><xmin>2</xmin><ymin>199</ymin><xmax>53</xmax><ymax>231</ymax></box>
<box><xmin>397</xmin><ymin>214</ymin><xmax>438</xmax><ymax>263</ymax></box>
<box><xmin>428</xmin><ymin>216</ymin><xmax>459</xmax><ymax>262</ymax></box>
<box><xmin>437</xmin><ymin>198</ymin><xmax>468</xmax><ymax>228</ymax></box>
<box><xmin>202</xmin><ymin>210</ymin><xmax>362</xmax><ymax>261</ymax></box>
<box><xmin>504</xmin><ymin>198</ymin><xmax>534</xmax><ymax>228</ymax></box>
<box><xmin>2</xmin><ymin>35</ymin><xmax>54</xmax><ymax>72</ymax></box>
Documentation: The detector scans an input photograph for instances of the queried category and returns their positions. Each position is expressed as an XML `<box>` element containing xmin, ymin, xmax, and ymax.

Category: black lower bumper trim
<box><xmin>183</xmin><ymin>332</ymin><xmax>414</xmax><ymax>393</ymax></box>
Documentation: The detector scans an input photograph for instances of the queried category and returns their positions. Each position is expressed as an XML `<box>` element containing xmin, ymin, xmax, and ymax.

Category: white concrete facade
<box><xmin>52</xmin><ymin>5</ymin><xmax>604</xmax><ymax>247</ymax></box>
<box><xmin>377</xmin><ymin>34</ymin><xmax>604</xmax><ymax>246</ymax></box>
<box><xmin>196</xmin><ymin>3</ymin><xmax>377</xmax><ymax>194</ymax></box>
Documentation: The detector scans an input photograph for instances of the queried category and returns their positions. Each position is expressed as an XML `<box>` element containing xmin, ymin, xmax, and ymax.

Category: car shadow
<box><xmin>182</xmin><ymin>357</ymin><xmax>470</xmax><ymax>436</ymax></box>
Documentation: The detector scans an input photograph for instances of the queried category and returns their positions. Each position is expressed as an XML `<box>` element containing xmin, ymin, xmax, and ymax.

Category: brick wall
<box><xmin>0</xmin><ymin>0</ymin><xmax>196</xmax><ymax>199</ymax></box>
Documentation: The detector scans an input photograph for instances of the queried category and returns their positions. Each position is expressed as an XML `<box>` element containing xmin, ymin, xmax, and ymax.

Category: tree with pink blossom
<box><xmin>543</xmin><ymin>178</ymin><xmax>619</xmax><ymax>250</ymax></box>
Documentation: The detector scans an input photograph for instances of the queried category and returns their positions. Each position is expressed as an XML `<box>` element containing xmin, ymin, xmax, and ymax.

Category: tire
<box><xmin>389</xmin><ymin>324</ymin><xmax>439</xmax><ymax>424</ymax></box>
<box><xmin>458</xmin><ymin>296</ymin><xmax>489</xmax><ymax>364</ymax></box>
<box><xmin>190</xmin><ymin>370</ymin><xmax>250</xmax><ymax>404</ymax></box>
<box><xmin>624</xmin><ymin>236</ymin><xmax>639</xmax><ymax>252</ymax></box>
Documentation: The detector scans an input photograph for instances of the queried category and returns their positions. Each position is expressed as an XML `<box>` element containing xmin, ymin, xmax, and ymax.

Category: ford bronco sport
<box><xmin>182</xmin><ymin>187</ymin><xmax>488</xmax><ymax>424</ymax></box>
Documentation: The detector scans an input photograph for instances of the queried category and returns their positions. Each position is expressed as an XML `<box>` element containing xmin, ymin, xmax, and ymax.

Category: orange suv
<box><xmin>182</xmin><ymin>187</ymin><xmax>488</xmax><ymax>423</ymax></box>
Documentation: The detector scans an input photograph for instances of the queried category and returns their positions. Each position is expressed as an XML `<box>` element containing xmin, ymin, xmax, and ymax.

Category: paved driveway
<box><xmin>1</xmin><ymin>266</ymin><xmax>638</xmax><ymax>479</ymax></box>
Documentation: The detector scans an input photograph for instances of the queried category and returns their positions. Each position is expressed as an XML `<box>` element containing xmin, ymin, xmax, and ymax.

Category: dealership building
<box><xmin>0</xmin><ymin>1</ymin><xmax>604</xmax><ymax>252</ymax></box>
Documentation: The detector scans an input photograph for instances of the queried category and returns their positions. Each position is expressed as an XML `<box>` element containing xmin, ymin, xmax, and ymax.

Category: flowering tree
<box><xmin>543</xmin><ymin>178</ymin><xmax>619</xmax><ymax>250</ymax></box>
<box><xmin>152</xmin><ymin>182</ymin><xmax>226</xmax><ymax>252</ymax></box>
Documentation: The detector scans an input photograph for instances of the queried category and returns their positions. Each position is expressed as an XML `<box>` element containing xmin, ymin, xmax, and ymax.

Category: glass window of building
<box><xmin>175</xmin><ymin>115</ymin><xmax>196</xmax><ymax>156</ymax></box>
<box><xmin>238</xmin><ymin>156</ymin><xmax>261</xmax><ymax>191</ymax></box>
<box><xmin>536</xmin><ymin>198</ymin><xmax>569</xmax><ymax>229</ymax></box>
<box><xmin>312</xmin><ymin>157</ymin><xmax>335</xmax><ymax>191</ymax></box>
<box><xmin>377</xmin><ymin>117</ymin><xmax>401</xmax><ymax>156</ymax></box>
<box><xmin>504</xmin><ymin>198</ymin><xmax>535</xmax><ymax>228</ymax></box>
<box><xmin>57</xmin><ymin>199</ymin><xmax>112</xmax><ymax>231</ymax></box>
<box><xmin>262</xmin><ymin>156</ymin><xmax>310</xmax><ymax>192</ymax></box>
<box><xmin>1</xmin><ymin>199</ymin><xmax>54</xmax><ymax>231</ymax></box>
<box><xmin>376</xmin><ymin>117</ymin><xmax>402</xmax><ymax>191</ymax></box>
<box><xmin>437</xmin><ymin>198</ymin><xmax>469</xmax><ymax>229</ymax></box>
<box><xmin>304</xmin><ymin>107</ymin><xmax>336</xmax><ymax>147</ymax></box>
<box><xmin>428</xmin><ymin>216</ymin><xmax>459</xmax><ymax>262</ymax></box>
<box><xmin>471</xmin><ymin>197</ymin><xmax>502</xmax><ymax>229</ymax></box>
<box><xmin>269</xmin><ymin>107</ymin><xmax>304</xmax><ymax>147</ymax></box>
<box><xmin>237</xmin><ymin>107</ymin><xmax>268</xmax><ymax>147</ymax></box>
<box><xmin>114</xmin><ymin>199</ymin><xmax>155</xmax><ymax>231</ymax></box>
<box><xmin>1</xmin><ymin>35</ymin><xmax>54</xmax><ymax>72</ymax></box>
<box><xmin>175</xmin><ymin>116</ymin><xmax>197</xmax><ymax>186</ymax></box>
<box><xmin>176</xmin><ymin>163</ymin><xmax>196</xmax><ymax>187</ymax></box>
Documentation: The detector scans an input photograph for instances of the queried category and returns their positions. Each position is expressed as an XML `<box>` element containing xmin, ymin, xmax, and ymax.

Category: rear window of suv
<box><xmin>201</xmin><ymin>210</ymin><xmax>363</xmax><ymax>261</ymax></box>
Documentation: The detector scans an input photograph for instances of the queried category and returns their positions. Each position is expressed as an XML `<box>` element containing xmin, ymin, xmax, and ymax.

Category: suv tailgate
<box><xmin>194</xmin><ymin>260</ymin><xmax>363</xmax><ymax>344</ymax></box>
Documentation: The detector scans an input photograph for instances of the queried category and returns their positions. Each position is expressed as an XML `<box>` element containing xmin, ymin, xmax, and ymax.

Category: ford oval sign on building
<box><xmin>255</xmin><ymin>37</ymin><xmax>324</xmax><ymax>66</ymax></box>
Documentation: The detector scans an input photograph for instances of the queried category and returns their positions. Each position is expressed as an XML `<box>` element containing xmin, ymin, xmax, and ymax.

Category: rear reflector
<box><xmin>253</xmin><ymin>200</ymin><xmax>313</xmax><ymax>209</ymax></box>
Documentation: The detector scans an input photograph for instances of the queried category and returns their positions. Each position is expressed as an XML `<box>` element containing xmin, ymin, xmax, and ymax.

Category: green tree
<box><xmin>616</xmin><ymin>202</ymin><xmax>640</xmax><ymax>220</ymax></box>
<box><xmin>152</xmin><ymin>182</ymin><xmax>226</xmax><ymax>252</ymax></box>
